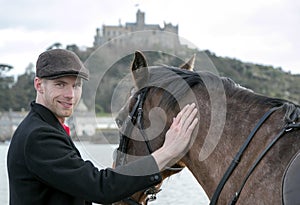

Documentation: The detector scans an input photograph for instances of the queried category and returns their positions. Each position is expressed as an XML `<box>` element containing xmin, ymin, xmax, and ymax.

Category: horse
<box><xmin>113</xmin><ymin>50</ymin><xmax>300</xmax><ymax>205</ymax></box>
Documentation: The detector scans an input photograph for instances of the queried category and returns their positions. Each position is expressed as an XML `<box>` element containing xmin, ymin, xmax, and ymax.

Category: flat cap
<box><xmin>36</xmin><ymin>49</ymin><xmax>89</xmax><ymax>80</ymax></box>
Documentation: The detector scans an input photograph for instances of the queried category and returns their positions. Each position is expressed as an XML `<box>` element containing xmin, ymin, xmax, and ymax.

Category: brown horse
<box><xmin>114</xmin><ymin>51</ymin><xmax>300</xmax><ymax>205</ymax></box>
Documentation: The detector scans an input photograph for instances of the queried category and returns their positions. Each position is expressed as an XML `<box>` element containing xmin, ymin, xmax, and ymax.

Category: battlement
<box><xmin>93</xmin><ymin>10</ymin><xmax>179</xmax><ymax>47</ymax></box>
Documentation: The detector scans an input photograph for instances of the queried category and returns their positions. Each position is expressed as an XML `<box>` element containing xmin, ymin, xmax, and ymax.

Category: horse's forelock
<box><xmin>145</xmin><ymin>66</ymin><xmax>201</xmax><ymax>112</ymax></box>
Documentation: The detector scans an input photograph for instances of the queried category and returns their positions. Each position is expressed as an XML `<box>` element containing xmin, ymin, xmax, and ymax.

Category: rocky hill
<box><xmin>1</xmin><ymin>45</ymin><xmax>299</xmax><ymax>113</ymax></box>
<box><xmin>72</xmin><ymin>46</ymin><xmax>300</xmax><ymax>113</ymax></box>
<box><xmin>203</xmin><ymin>50</ymin><xmax>300</xmax><ymax>104</ymax></box>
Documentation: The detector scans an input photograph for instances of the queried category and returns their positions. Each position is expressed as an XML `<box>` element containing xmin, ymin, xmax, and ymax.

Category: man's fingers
<box><xmin>181</xmin><ymin>104</ymin><xmax>197</xmax><ymax>131</ymax></box>
<box><xmin>172</xmin><ymin>103</ymin><xmax>190</xmax><ymax>126</ymax></box>
<box><xmin>177</xmin><ymin>103</ymin><xmax>195</xmax><ymax>121</ymax></box>
<box><xmin>175</xmin><ymin>103</ymin><xmax>190</xmax><ymax>119</ymax></box>
<box><xmin>172</xmin><ymin>103</ymin><xmax>198</xmax><ymax>134</ymax></box>
<box><xmin>185</xmin><ymin>117</ymin><xmax>199</xmax><ymax>137</ymax></box>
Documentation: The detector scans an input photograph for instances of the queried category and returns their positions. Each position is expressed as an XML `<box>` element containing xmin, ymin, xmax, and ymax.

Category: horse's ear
<box><xmin>131</xmin><ymin>51</ymin><xmax>149</xmax><ymax>89</ymax></box>
<box><xmin>180</xmin><ymin>54</ymin><xmax>196</xmax><ymax>71</ymax></box>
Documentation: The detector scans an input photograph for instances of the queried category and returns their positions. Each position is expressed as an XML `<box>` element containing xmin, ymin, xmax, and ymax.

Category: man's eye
<box><xmin>56</xmin><ymin>83</ymin><xmax>64</xmax><ymax>88</ymax></box>
<box><xmin>75</xmin><ymin>83</ymin><xmax>82</xmax><ymax>88</ymax></box>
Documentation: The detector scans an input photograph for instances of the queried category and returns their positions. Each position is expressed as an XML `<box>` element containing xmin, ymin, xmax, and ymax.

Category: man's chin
<box><xmin>60</xmin><ymin>110</ymin><xmax>73</xmax><ymax>118</ymax></box>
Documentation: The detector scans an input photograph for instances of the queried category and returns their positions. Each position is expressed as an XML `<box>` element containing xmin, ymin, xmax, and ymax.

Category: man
<box><xmin>7</xmin><ymin>49</ymin><xmax>198</xmax><ymax>205</ymax></box>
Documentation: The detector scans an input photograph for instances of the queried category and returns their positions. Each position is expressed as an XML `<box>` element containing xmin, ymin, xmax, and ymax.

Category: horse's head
<box><xmin>113</xmin><ymin>51</ymin><xmax>196</xmax><ymax>204</ymax></box>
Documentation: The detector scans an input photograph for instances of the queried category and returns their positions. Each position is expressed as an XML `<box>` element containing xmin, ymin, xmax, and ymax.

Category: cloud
<box><xmin>1</xmin><ymin>0</ymin><xmax>300</xmax><ymax>75</ymax></box>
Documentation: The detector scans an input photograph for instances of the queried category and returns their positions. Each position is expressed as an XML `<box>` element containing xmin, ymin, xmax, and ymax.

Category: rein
<box><xmin>210</xmin><ymin>104</ymin><xmax>300</xmax><ymax>205</ymax></box>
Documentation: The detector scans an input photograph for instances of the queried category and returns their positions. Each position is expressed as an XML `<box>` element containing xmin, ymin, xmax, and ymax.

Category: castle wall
<box><xmin>93</xmin><ymin>10</ymin><xmax>179</xmax><ymax>48</ymax></box>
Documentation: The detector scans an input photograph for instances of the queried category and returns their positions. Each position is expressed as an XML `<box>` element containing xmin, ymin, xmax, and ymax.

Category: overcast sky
<box><xmin>1</xmin><ymin>0</ymin><xmax>300</xmax><ymax>76</ymax></box>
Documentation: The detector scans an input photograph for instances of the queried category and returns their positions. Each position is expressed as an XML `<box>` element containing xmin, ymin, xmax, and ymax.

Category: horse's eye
<box><xmin>115</xmin><ymin>118</ymin><xmax>123</xmax><ymax>128</ymax></box>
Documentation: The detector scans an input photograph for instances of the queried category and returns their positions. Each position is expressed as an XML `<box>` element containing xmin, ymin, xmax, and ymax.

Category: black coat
<box><xmin>7</xmin><ymin>101</ymin><xmax>162</xmax><ymax>205</ymax></box>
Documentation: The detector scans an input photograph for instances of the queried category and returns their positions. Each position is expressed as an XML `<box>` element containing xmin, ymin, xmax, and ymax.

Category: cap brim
<box><xmin>43</xmin><ymin>72</ymin><xmax>89</xmax><ymax>81</ymax></box>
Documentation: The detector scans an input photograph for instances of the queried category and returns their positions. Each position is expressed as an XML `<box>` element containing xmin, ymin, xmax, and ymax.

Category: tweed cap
<box><xmin>36</xmin><ymin>49</ymin><xmax>89</xmax><ymax>80</ymax></box>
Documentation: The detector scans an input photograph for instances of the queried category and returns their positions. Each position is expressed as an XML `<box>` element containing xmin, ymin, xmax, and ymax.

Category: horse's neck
<box><xmin>182</xmin><ymin>93</ymin><xmax>276</xmax><ymax>197</ymax></box>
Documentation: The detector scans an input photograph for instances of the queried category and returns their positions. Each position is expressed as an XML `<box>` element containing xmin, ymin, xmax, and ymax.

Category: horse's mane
<box><xmin>145</xmin><ymin>66</ymin><xmax>290</xmax><ymax>112</ymax></box>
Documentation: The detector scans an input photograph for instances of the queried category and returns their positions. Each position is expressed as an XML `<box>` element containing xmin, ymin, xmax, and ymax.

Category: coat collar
<box><xmin>30</xmin><ymin>101</ymin><xmax>66</xmax><ymax>134</ymax></box>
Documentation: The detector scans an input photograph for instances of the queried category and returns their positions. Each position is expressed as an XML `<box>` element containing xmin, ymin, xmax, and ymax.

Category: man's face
<box><xmin>37</xmin><ymin>76</ymin><xmax>83</xmax><ymax>122</ymax></box>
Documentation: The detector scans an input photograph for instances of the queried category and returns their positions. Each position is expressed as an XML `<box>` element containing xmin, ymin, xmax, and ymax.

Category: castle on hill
<box><xmin>93</xmin><ymin>10</ymin><xmax>181</xmax><ymax>49</ymax></box>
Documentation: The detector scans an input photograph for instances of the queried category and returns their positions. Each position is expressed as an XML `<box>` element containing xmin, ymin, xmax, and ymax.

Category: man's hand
<box><xmin>152</xmin><ymin>103</ymin><xmax>198</xmax><ymax>170</ymax></box>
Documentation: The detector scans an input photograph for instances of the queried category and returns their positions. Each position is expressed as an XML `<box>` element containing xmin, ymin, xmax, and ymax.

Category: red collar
<box><xmin>62</xmin><ymin>124</ymin><xmax>70</xmax><ymax>136</ymax></box>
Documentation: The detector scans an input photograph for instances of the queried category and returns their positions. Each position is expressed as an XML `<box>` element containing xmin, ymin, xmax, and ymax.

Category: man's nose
<box><xmin>64</xmin><ymin>86</ymin><xmax>75</xmax><ymax>98</ymax></box>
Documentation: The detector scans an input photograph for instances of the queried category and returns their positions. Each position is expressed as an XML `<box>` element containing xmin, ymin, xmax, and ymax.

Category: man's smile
<box><xmin>58</xmin><ymin>101</ymin><xmax>73</xmax><ymax>109</ymax></box>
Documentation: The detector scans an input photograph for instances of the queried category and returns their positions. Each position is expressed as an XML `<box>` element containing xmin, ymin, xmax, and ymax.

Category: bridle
<box><xmin>116</xmin><ymin>87</ymin><xmax>151</xmax><ymax>167</ymax></box>
<box><xmin>116</xmin><ymin>87</ymin><xmax>183</xmax><ymax>205</ymax></box>
<box><xmin>210</xmin><ymin>103</ymin><xmax>300</xmax><ymax>205</ymax></box>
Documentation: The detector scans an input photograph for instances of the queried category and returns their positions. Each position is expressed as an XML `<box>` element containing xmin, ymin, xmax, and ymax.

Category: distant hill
<box><xmin>0</xmin><ymin>45</ymin><xmax>299</xmax><ymax>113</ymax></box>
<box><xmin>203</xmin><ymin>50</ymin><xmax>300</xmax><ymax>104</ymax></box>
<box><xmin>73</xmin><ymin>46</ymin><xmax>300</xmax><ymax>113</ymax></box>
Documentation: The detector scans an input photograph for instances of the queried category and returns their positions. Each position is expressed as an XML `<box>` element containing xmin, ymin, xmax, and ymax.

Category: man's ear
<box><xmin>34</xmin><ymin>77</ymin><xmax>44</xmax><ymax>94</ymax></box>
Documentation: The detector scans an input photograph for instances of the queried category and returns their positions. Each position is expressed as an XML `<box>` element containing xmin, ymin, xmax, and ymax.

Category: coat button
<box><xmin>150</xmin><ymin>175</ymin><xmax>160</xmax><ymax>181</ymax></box>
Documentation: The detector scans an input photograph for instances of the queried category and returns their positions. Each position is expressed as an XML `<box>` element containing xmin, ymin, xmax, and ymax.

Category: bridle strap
<box><xmin>117</xmin><ymin>88</ymin><xmax>156</xmax><ymax>205</ymax></box>
<box><xmin>210</xmin><ymin>106</ymin><xmax>282</xmax><ymax>205</ymax></box>
<box><xmin>136</xmin><ymin>88</ymin><xmax>153</xmax><ymax>154</ymax></box>
<box><xmin>116</xmin><ymin>93</ymin><xmax>142</xmax><ymax>166</ymax></box>
<box><xmin>117</xmin><ymin>87</ymin><xmax>184</xmax><ymax>204</ymax></box>
<box><xmin>136</xmin><ymin>89</ymin><xmax>184</xmax><ymax>172</ymax></box>
<box><xmin>137</xmin><ymin>108</ymin><xmax>153</xmax><ymax>154</ymax></box>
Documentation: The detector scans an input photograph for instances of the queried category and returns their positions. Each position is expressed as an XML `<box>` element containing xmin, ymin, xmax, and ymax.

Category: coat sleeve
<box><xmin>24</xmin><ymin>127</ymin><xmax>162</xmax><ymax>204</ymax></box>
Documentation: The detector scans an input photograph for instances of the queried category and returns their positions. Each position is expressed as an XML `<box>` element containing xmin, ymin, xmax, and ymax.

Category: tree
<box><xmin>9</xmin><ymin>63</ymin><xmax>35</xmax><ymax>111</ymax></box>
<box><xmin>47</xmin><ymin>42</ymin><xmax>63</xmax><ymax>50</ymax></box>
<box><xmin>0</xmin><ymin>64</ymin><xmax>14</xmax><ymax>111</ymax></box>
